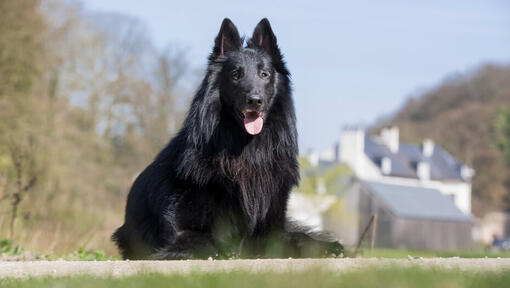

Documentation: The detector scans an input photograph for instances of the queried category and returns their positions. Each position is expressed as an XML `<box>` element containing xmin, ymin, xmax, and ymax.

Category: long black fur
<box><xmin>112</xmin><ymin>18</ymin><xmax>344</xmax><ymax>259</ymax></box>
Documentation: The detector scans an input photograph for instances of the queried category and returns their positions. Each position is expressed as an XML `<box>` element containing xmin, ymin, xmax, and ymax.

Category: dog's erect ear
<box><xmin>212</xmin><ymin>18</ymin><xmax>242</xmax><ymax>57</ymax></box>
<box><xmin>250</xmin><ymin>18</ymin><xmax>279</xmax><ymax>57</ymax></box>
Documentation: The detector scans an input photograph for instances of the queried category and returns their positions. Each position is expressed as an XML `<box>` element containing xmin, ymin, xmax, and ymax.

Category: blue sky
<box><xmin>83</xmin><ymin>0</ymin><xmax>510</xmax><ymax>152</ymax></box>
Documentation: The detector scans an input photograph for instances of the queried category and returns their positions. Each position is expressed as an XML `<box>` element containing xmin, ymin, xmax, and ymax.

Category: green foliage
<box><xmin>62</xmin><ymin>247</ymin><xmax>116</xmax><ymax>261</ymax></box>
<box><xmin>0</xmin><ymin>239</ymin><xmax>119</xmax><ymax>260</ymax></box>
<box><xmin>297</xmin><ymin>159</ymin><xmax>352</xmax><ymax>196</ymax></box>
<box><xmin>494</xmin><ymin>108</ymin><xmax>510</xmax><ymax>164</ymax></box>
<box><xmin>2</xmin><ymin>268</ymin><xmax>510</xmax><ymax>288</ymax></box>
<box><xmin>297</xmin><ymin>157</ymin><xmax>311</xmax><ymax>171</ymax></box>
<box><xmin>0</xmin><ymin>239</ymin><xmax>24</xmax><ymax>256</ymax></box>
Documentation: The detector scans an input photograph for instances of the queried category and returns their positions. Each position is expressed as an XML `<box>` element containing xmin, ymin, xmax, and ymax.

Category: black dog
<box><xmin>112</xmin><ymin>18</ymin><xmax>344</xmax><ymax>259</ymax></box>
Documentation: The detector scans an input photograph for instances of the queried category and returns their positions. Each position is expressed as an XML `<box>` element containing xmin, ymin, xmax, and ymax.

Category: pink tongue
<box><xmin>244</xmin><ymin>114</ymin><xmax>264</xmax><ymax>135</ymax></box>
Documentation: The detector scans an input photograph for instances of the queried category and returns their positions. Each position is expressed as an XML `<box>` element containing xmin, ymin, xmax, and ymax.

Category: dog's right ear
<box><xmin>212</xmin><ymin>18</ymin><xmax>242</xmax><ymax>57</ymax></box>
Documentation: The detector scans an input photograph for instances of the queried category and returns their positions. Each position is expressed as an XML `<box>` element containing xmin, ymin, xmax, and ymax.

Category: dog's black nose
<box><xmin>246</xmin><ymin>95</ymin><xmax>263</xmax><ymax>109</ymax></box>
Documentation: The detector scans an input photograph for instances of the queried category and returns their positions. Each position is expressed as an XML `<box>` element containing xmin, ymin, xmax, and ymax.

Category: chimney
<box><xmin>422</xmin><ymin>139</ymin><xmax>435</xmax><ymax>157</ymax></box>
<box><xmin>417</xmin><ymin>161</ymin><xmax>430</xmax><ymax>181</ymax></box>
<box><xmin>461</xmin><ymin>165</ymin><xmax>475</xmax><ymax>181</ymax></box>
<box><xmin>381</xmin><ymin>157</ymin><xmax>391</xmax><ymax>175</ymax></box>
<box><xmin>339</xmin><ymin>127</ymin><xmax>365</xmax><ymax>174</ymax></box>
<box><xmin>380</xmin><ymin>126</ymin><xmax>399</xmax><ymax>153</ymax></box>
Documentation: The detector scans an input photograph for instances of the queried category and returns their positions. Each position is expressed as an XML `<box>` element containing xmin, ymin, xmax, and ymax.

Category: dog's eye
<box><xmin>260</xmin><ymin>71</ymin><xmax>270</xmax><ymax>79</ymax></box>
<box><xmin>232</xmin><ymin>70</ymin><xmax>242</xmax><ymax>80</ymax></box>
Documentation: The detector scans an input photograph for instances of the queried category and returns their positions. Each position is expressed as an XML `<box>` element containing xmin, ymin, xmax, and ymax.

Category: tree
<box><xmin>0</xmin><ymin>0</ymin><xmax>190</xmax><ymax>253</ymax></box>
<box><xmin>0</xmin><ymin>0</ymin><xmax>47</xmax><ymax>239</ymax></box>
<box><xmin>494</xmin><ymin>108</ymin><xmax>510</xmax><ymax>209</ymax></box>
<box><xmin>494</xmin><ymin>109</ymin><xmax>510</xmax><ymax>164</ymax></box>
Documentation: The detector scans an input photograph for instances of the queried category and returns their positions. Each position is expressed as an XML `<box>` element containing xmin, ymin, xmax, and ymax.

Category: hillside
<box><xmin>385</xmin><ymin>64</ymin><xmax>510</xmax><ymax>215</ymax></box>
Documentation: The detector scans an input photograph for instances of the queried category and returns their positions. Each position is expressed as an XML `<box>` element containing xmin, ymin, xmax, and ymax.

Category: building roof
<box><xmin>364</xmin><ymin>136</ymin><xmax>465</xmax><ymax>181</ymax></box>
<box><xmin>362</xmin><ymin>181</ymin><xmax>472</xmax><ymax>222</ymax></box>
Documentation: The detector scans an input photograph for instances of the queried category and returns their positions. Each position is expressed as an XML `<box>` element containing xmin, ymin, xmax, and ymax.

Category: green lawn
<box><xmin>1</xmin><ymin>268</ymin><xmax>510</xmax><ymax>288</ymax></box>
<box><xmin>361</xmin><ymin>248</ymin><xmax>510</xmax><ymax>259</ymax></box>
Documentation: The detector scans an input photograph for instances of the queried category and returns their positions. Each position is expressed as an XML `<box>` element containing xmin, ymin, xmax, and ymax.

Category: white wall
<box><xmin>339</xmin><ymin>129</ymin><xmax>382</xmax><ymax>179</ymax></box>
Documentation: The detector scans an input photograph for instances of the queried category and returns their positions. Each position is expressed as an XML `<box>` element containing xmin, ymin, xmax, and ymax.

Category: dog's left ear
<box><xmin>250</xmin><ymin>18</ymin><xmax>280</xmax><ymax>57</ymax></box>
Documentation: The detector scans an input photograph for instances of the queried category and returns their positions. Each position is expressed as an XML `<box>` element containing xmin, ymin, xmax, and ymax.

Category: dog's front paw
<box><xmin>322</xmin><ymin>241</ymin><xmax>344</xmax><ymax>257</ymax></box>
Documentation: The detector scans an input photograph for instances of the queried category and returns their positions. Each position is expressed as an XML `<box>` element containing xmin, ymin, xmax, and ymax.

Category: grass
<box><xmin>0</xmin><ymin>238</ymin><xmax>118</xmax><ymax>261</ymax></box>
<box><xmin>1</xmin><ymin>268</ymin><xmax>510</xmax><ymax>288</ymax></box>
<box><xmin>1</xmin><ymin>240</ymin><xmax>509</xmax><ymax>287</ymax></box>
<box><xmin>3</xmin><ymin>237</ymin><xmax>510</xmax><ymax>260</ymax></box>
<box><xmin>59</xmin><ymin>247</ymin><xmax>117</xmax><ymax>261</ymax></box>
<box><xmin>361</xmin><ymin>248</ymin><xmax>510</xmax><ymax>259</ymax></box>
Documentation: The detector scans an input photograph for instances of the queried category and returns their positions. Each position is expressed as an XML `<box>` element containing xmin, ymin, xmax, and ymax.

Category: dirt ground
<box><xmin>1</xmin><ymin>258</ymin><xmax>510</xmax><ymax>278</ymax></box>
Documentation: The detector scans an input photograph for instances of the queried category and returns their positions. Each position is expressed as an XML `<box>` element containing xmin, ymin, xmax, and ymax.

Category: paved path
<box><xmin>1</xmin><ymin>258</ymin><xmax>510</xmax><ymax>278</ymax></box>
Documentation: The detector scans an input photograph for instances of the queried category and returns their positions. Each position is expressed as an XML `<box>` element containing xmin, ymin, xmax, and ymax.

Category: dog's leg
<box><xmin>282</xmin><ymin>221</ymin><xmax>344</xmax><ymax>257</ymax></box>
<box><xmin>282</xmin><ymin>231</ymin><xmax>344</xmax><ymax>258</ymax></box>
<box><xmin>151</xmin><ymin>231</ymin><xmax>218</xmax><ymax>260</ymax></box>
<box><xmin>240</xmin><ymin>229</ymin><xmax>343</xmax><ymax>258</ymax></box>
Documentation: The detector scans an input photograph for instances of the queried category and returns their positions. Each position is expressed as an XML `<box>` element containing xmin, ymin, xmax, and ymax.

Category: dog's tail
<box><xmin>111</xmin><ymin>225</ymin><xmax>128</xmax><ymax>259</ymax></box>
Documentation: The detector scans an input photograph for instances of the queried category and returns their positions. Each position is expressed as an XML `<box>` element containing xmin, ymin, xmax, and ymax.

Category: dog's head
<box><xmin>210</xmin><ymin>18</ymin><xmax>286</xmax><ymax>136</ymax></box>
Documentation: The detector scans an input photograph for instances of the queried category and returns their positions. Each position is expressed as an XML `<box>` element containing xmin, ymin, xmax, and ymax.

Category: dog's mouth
<box><xmin>240</xmin><ymin>110</ymin><xmax>264</xmax><ymax>135</ymax></box>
